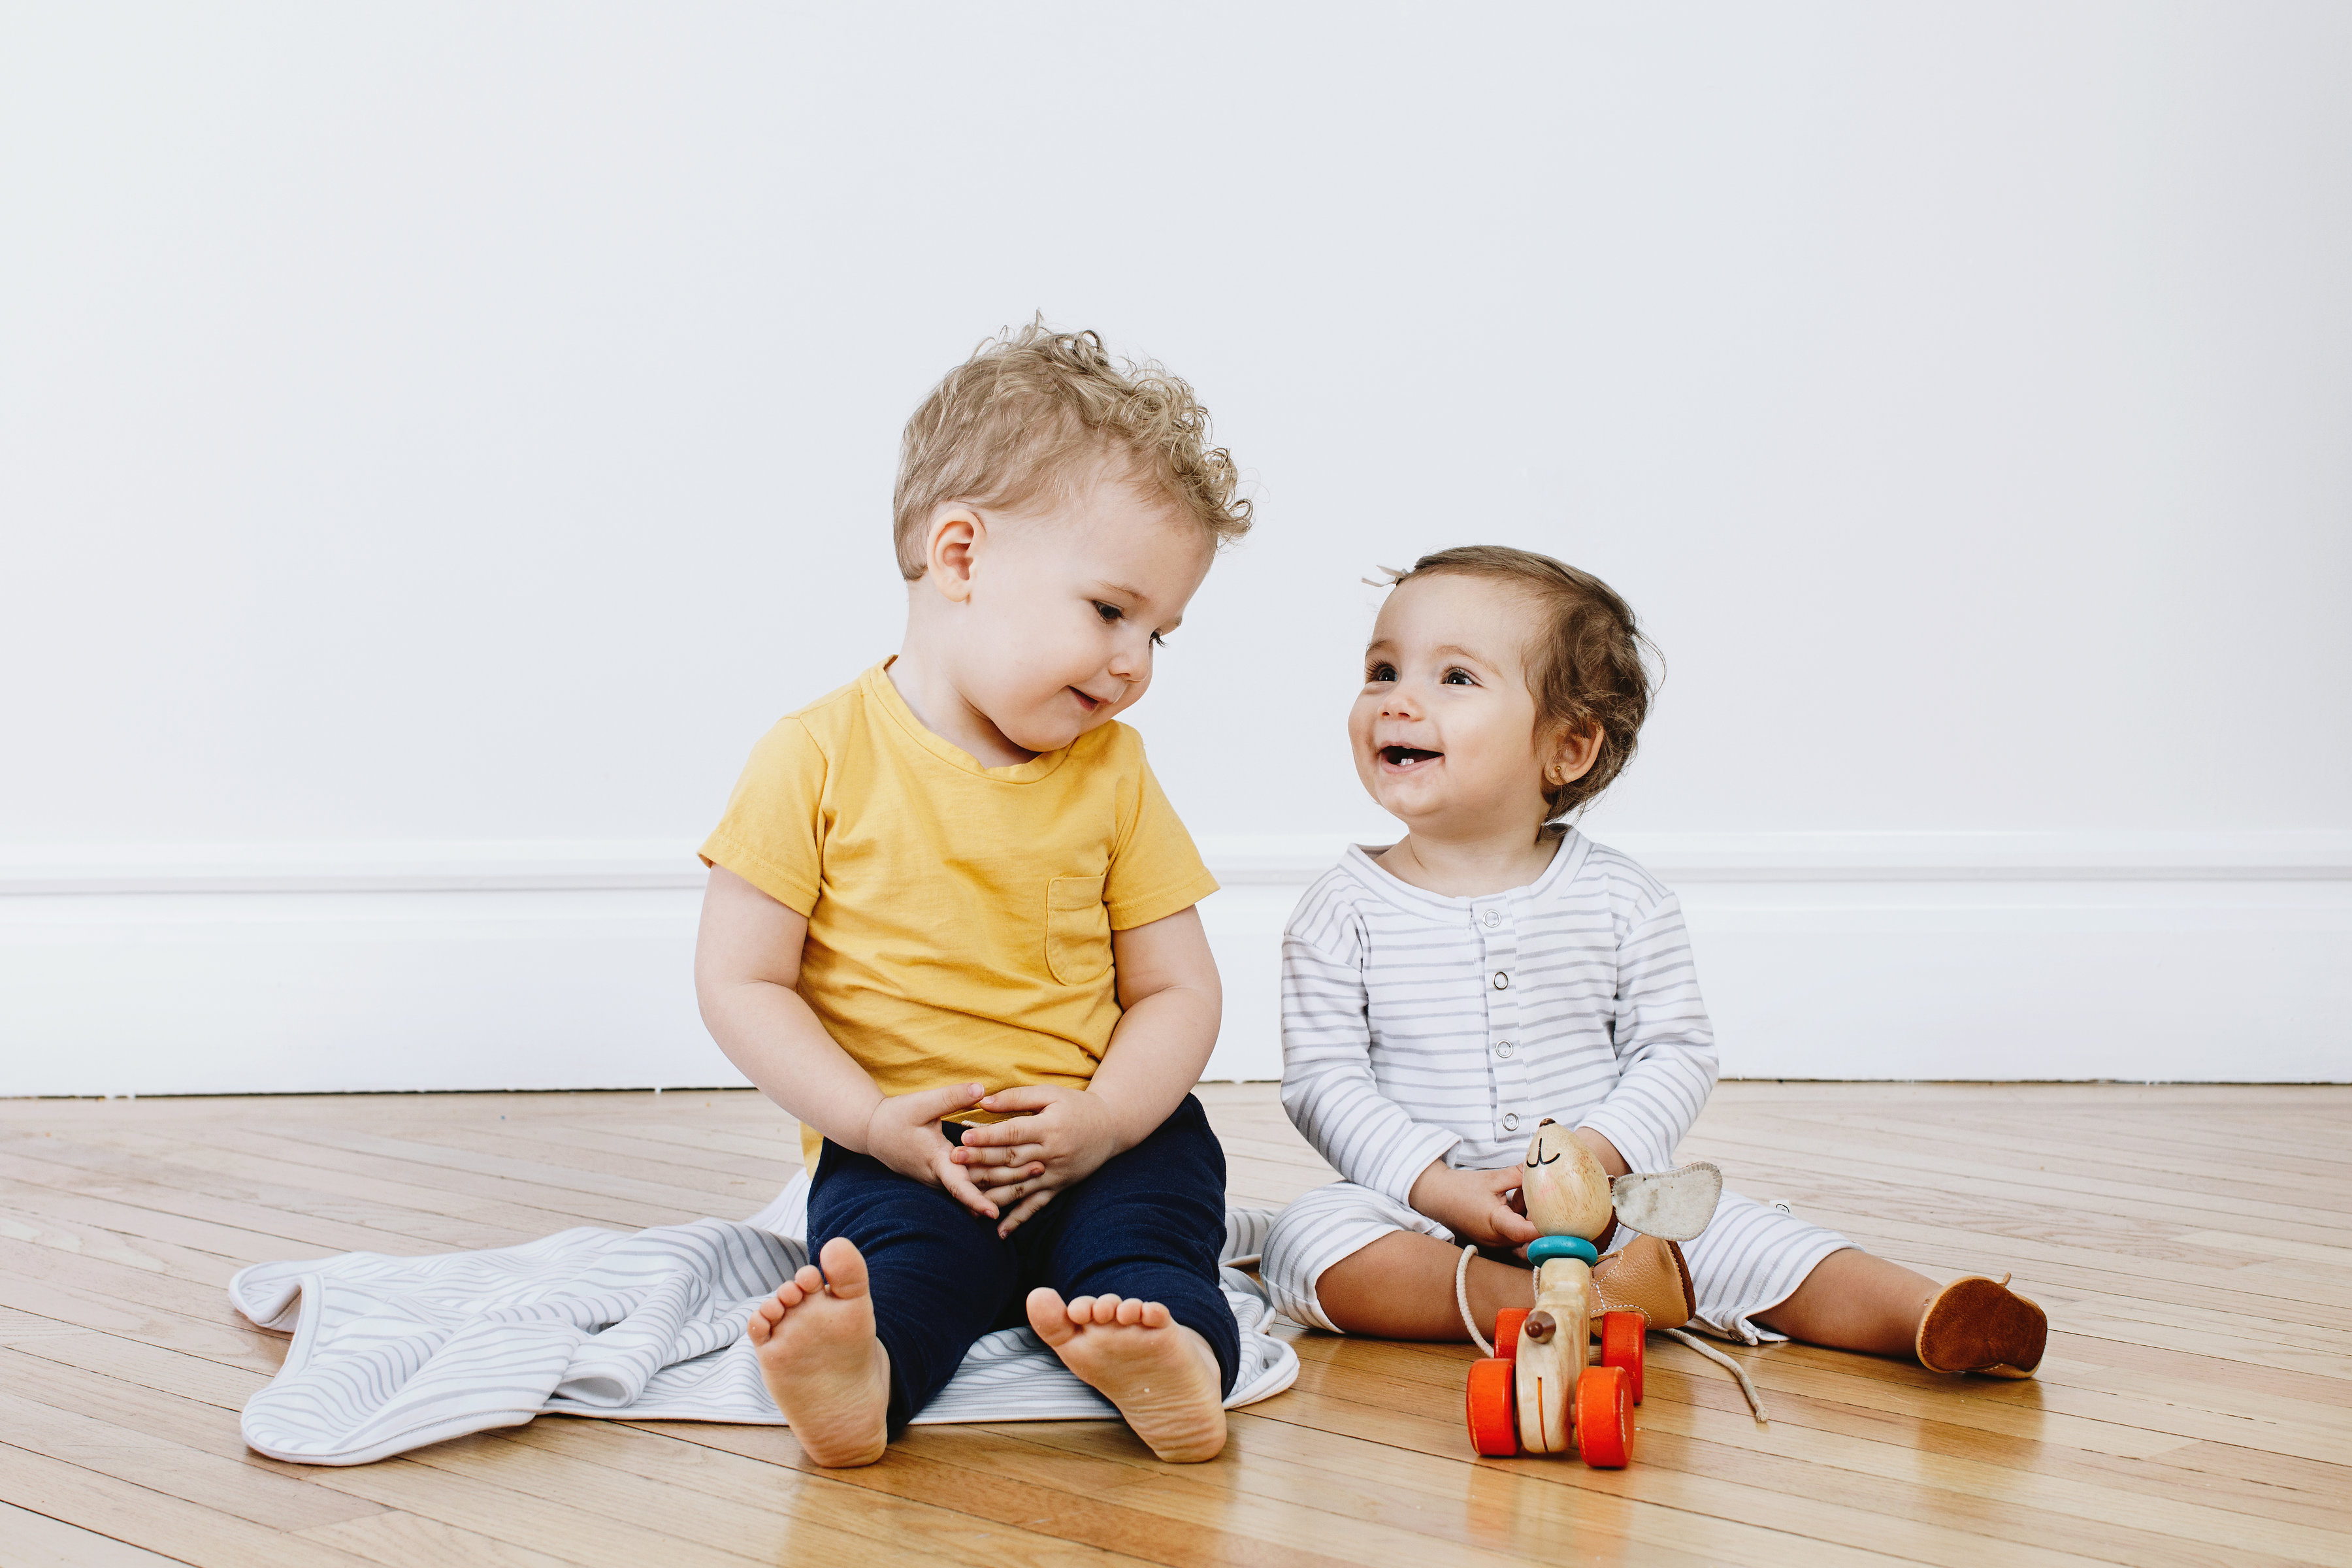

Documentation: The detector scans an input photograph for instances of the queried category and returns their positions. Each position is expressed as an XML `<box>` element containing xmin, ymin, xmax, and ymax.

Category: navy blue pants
<box><xmin>808</xmin><ymin>1093</ymin><xmax>1238</xmax><ymax>1433</ymax></box>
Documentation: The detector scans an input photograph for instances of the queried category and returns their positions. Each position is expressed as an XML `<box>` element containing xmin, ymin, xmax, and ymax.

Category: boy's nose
<box><xmin>1107</xmin><ymin>640</ymin><xmax>1151</xmax><ymax>681</ymax></box>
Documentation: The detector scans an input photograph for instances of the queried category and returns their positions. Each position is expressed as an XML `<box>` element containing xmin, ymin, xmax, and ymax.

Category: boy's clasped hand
<box><xmin>955</xmin><ymin>1086</ymin><xmax>1125</xmax><ymax>1235</ymax></box>
<box><xmin>861</xmin><ymin>1078</ymin><xmax>1124</xmax><ymax>1237</ymax></box>
<box><xmin>855</xmin><ymin>1081</ymin><xmax>1015</xmax><ymax>1221</ymax></box>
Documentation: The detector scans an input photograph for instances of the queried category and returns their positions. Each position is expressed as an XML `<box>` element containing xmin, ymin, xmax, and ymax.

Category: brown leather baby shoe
<box><xmin>1916</xmin><ymin>1273</ymin><xmax>2047</xmax><ymax>1378</ymax></box>
<box><xmin>1588</xmin><ymin>1234</ymin><xmax>1696</xmax><ymax>1331</ymax></box>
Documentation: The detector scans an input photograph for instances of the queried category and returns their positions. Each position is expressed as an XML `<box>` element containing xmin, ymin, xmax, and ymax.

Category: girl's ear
<box><xmin>923</xmin><ymin>504</ymin><xmax>987</xmax><ymax>604</ymax></box>
<box><xmin>1542</xmin><ymin>721</ymin><xmax>1605</xmax><ymax>791</ymax></box>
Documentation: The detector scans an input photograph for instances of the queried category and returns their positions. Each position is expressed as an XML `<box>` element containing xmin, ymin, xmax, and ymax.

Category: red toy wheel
<box><xmin>1465</xmin><ymin>1358</ymin><xmax>1518</xmax><ymax>1456</ymax></box>
<box><xmin>1599</xmin><ymin>1310</ymin><xmax>1645</xmax><ymax>1403</ymax></box>
<box><xmin>1575</xmin><ymin>1365</ymin><xmax>1634</xmax><ymax>1468</ymax></box>
<box><xmin>1493</xmin><ymin>1307</ymin><xmax>1531</xmax><ymax>1362</ymax></box>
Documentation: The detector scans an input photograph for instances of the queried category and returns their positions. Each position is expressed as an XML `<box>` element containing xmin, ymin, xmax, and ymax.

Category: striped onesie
<box><xmin>1262</xmin><ymin>832</ymin><xmax>1848</xmax><ymax>1343</ymax></box>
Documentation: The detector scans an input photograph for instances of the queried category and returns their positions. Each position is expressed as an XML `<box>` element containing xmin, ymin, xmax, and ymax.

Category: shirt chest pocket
<box><xmin>1045</xmin><ymin>874</ymin><xmax>1113</xmax><ymax>987</ymax></box>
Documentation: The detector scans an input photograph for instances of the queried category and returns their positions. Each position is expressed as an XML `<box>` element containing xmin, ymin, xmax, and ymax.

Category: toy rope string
<box><xmin>1456</xmin><ymin>1245</ymin><xmax>1492</xmax><ymax>1355</ymax></box>
<box><xmin>1460</xmin><ymin>1242</ymin><xmax>1772</xmax><ymax>1426</ymax></box>
<box><xmin>1663</xmin><ymin>1328</ymin><xmax>1771</xmax><ymax>1426</ymax></box>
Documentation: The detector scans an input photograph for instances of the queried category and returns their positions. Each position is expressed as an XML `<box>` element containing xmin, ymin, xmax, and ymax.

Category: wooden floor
<box><xmin>0</xmin><ymin>1084</ymin><xmax>2346</xmax><ymax>1567</ymax></box>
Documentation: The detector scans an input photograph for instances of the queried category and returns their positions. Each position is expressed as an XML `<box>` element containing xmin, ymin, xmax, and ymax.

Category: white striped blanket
<box><xmin>229</xmin><ymin>1176</ymin><xmax>1298</xmax><ymax>1465</ymax></box>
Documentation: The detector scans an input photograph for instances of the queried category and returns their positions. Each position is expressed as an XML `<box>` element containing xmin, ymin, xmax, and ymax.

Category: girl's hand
<box><xmin>863</xmin><ymin>1082</ymin><xmax>1000</xmax><ymax>1220</ymax></box>
<box><xmin>1408</xmin><ymin>1162</ymin><xmax>1540</xmax><ymax>1250</ymax></box>
<box><xmin>953</xmin><ymin>1085</ymin><xmax>1123</xmax><ymax>1237</ymax></box>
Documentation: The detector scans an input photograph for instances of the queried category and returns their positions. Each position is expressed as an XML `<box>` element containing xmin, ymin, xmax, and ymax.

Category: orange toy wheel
<box><xmin>1465</xmin><ymin>1357</ymin><xmax>1518</xmax><ymax>1456</ymax></box>
<box><xmin>1575</xmin><ymin>1365</ymin><xmax>1633</xmax><ymax>1468</ymax></box>
<box><xmin>1493</xmin><ymin>1307</ymin><xmax>1531</xmax><ymax>1362</ymax></box>
<box><xmin>1599</xmin><ymin>1310</ymin><xmax>1645</xmax><ymax>1403</ymax></box>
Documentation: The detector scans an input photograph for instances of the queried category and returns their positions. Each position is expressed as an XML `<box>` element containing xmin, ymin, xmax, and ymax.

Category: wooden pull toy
<box><xmin>1462</xmin><ymin>1120</ymin><xmax>1722</xmax><ymax>1467</ymax></box>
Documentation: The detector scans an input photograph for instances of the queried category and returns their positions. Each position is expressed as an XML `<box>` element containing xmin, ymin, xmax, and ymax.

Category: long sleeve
<box><xmin>1279</xmin><ymin>918</ymin><xmax>1460</xmax><ymax>1208</ymax></box>
<box><xmin>1574</xmin><ymin>891</ymin><xmax>1720</xmax><ymax>1177</ymax></box>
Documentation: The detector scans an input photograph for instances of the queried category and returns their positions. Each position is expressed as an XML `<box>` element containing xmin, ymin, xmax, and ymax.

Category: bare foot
<box><xmin>1026</xmin><ymin>1288</ymin><xmax>1226</xmax><ymax>1463</ymax></box>
<box><xmin>746</xmin><ymin>1235</ymin><xmax>890</xmax><ymax>1467</ymax></box>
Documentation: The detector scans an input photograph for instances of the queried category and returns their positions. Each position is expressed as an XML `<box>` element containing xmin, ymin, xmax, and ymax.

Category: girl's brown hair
<box><xmin>1390</xmin><ymin>545</ymin><xmax>1658</xmax><ymax>821</ymax></box>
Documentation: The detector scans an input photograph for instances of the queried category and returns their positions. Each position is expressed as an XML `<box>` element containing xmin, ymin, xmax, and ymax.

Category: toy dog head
<box><xmin>1521</xmin><ymin>1119</ymin><xmax>1722</xmax><ymax>1245</ymax></box>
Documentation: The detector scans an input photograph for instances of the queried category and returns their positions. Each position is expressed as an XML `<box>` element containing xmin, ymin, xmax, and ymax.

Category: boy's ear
<box><xmin>923</xmin><ymin>504</ymin><xmax>987</xmax><ymax>604</ymax></box>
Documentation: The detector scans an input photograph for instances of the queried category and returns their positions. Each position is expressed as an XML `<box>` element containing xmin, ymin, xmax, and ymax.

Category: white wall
<box><xmin>4</xmin><ymin>3</ymin><xmax>2348</xmax><ymax>1092</ymax></box>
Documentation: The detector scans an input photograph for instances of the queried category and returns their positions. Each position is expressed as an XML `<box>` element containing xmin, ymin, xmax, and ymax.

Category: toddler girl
<box><xmin>1262</xmin><ymin>546</ymin><xmax>2047</xmax><ymax>1379</ymax></box>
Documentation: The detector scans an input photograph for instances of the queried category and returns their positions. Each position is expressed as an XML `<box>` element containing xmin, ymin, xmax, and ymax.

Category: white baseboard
<box><xmin>3</xmin><ymin>832</ymin><xmax>2347</xmax><ymax>1095</ymax></box>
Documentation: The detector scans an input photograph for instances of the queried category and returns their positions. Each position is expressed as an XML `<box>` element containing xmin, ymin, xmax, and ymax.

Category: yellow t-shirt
<box><xmin>700</xmin><ymin>661</ymin><xmax>1221</xmax><ymax>1168</ymax></box>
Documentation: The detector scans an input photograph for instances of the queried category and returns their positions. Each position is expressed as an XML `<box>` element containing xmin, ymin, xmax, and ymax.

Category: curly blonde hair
<box><xmin>1389</xmin><ymin>546</ymin><xmax>1658</xmax><ymax>821</ymax></box>
<box><xmin>892</xmin><ymin>321</ymin><xmax>1252</xmax><ymax>579</ymax></box>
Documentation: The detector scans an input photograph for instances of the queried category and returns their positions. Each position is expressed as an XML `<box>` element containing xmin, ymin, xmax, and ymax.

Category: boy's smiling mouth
<box><xmin>1379</xmin><ymin>745</ymin><xmax>1443</xmax><ymax>771</ymax></box>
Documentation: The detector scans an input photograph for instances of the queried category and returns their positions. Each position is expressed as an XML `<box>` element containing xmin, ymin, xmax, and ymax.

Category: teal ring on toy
<box><xmin>1526</xmin><ymin>1235</ymin><xmax>1600</xmax><ymax>1266</ymax></box>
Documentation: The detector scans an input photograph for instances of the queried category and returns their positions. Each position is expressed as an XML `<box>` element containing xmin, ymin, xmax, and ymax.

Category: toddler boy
<box><xmin>693</xmin><ymin>325</ymin><xmax>1250</xmax><ymax>1465</ymax></box>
